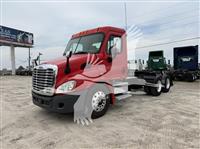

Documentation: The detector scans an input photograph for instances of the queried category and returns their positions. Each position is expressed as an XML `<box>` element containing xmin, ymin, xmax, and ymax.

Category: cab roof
<box><xmin>71</xmin><ymin>26</ymin><xmax>125</xmax><ymax>39</ymax></box>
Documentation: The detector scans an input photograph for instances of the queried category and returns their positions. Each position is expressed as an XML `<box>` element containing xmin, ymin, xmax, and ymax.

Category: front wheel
<box><xmin>89</xmin><ymin>85</ymin><xmax>110</xmax><ymax>119</ymax></box>
<box><xmin>150</xmin><ymin>79</ymin><xmax>162</xmax><ymax>96</ymax></box>
<box><xmin>144</xmin><ymin>86</ymin><xmax>151</xmax><ymax>95</ymax></box>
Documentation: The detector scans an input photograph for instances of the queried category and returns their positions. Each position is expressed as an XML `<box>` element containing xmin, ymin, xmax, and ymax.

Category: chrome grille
<box><xmin>32</xmin><ymin>64</ymin><xmax>57</xmax><ymax>96</ymax></box>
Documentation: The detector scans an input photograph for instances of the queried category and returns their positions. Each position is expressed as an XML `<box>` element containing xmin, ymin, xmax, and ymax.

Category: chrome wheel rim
<box><xmin>166</xmin><ymin>78</ymin><xmax>170</xmax><ymax>89</ymax></box>
<box><xmin>157</xmin><ymin>80</ymin><xmax>162</xmax><ymax>92</ymax></box>
<box><xmin>193</xmin><ymin>75</ymin><xmax>195</xmax><ymax>80</ymax></box>
<box><xmin>92</xmin><ymin>91</ymin><xmax>106</xmax><ymax>112</ymax></box>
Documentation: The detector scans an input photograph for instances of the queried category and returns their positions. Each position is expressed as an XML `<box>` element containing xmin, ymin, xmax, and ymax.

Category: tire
<box><xmin>89</xmin><ymin>85</ymin><xmax>110</xmax><ymax>119</ymax></box>
<box><xmin>191</xmin><ymin>75</ymin><xmax>195</xmax><ymax>82</ymax></box>
<box><xmin>144</xmin><ymin>86</ymin><xmax>151</xmax><ymax>95</ymax></box>
<box><xmin>150</xmin><ymin>79</ymin><xmax>162</xmax><ymax>96</ymax></box>
<box><xmin>162</xmin><ymin>77</ymin><xmax>171</xmax><ymax>93</ymax></box>
<box><xmin>186</xmin><ymin>74</ymin><xmax>195</xmax><ymax>82</ymax></box>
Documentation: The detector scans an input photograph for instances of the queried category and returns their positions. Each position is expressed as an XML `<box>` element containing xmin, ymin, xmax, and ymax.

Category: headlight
<box><xmin>56</xmin><ymin>80</ymin><xmax>76</xmax><ymax>93</ymax></box>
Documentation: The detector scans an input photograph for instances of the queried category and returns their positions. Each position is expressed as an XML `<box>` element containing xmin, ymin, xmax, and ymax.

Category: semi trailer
<box><xmin>173</xmin><ymin>45</ymin><xmax>199</xmax><ymax>82</ymax></box>
<box><xmin>32</xmin><ymin>26</ymin><xmax>173</xmax><ymax>118</ymax></box>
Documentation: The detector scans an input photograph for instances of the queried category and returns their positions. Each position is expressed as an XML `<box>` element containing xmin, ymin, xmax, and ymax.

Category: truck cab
<box><xmin>32</xmin><ymin>26</ymin><xmax>128</xmax><ymax>117</ymax></box>
<box><xmin>173</xmin><ymin>45</ymin><xmax>199</xmax><ymax>81</ymax></box>
<box><xmin>147</xmin><ymin>51</ymin><xmax>167</xmax><ymax>71</ymax></box>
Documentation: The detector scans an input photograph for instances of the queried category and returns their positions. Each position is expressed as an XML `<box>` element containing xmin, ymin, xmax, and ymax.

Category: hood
<box><xmin>43</xmin><ymin>54</ymin><xmax>90</xmax><ymax>88</ymax></box>
<box><xmin>44</xmin><ymin>54</ymin><xmax>88</xmax><ymax>69</ymax></box>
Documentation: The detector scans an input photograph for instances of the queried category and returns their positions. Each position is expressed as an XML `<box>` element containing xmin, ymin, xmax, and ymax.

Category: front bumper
<box><xmin>32</xmin><ymin>91</ymin><xmax>79</xmax><ymax>113</ymax></box>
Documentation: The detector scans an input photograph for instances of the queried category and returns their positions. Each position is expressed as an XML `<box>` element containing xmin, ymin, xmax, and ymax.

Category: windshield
<box><xmin>63</xmin><ymin>33</ymin><xmax>104</xmax><ymax>55</ymax></box>
<box><xmin>179</xmin><ymin>56</ymin><xmax>193</xmax><ymax>62</ymax></box>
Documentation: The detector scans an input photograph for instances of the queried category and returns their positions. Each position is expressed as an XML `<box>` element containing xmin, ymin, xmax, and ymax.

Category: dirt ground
<box><xmin>0</xmin><ymin>76</ymin><xmax>199</xmax><ymax>149</ymax></box>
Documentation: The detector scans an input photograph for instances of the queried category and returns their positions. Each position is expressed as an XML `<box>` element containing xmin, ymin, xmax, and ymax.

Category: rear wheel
<box><xmin>186</xmin><ymin>73</ymin><xmax>195</xmax><ymax>82</ymax></box>
<box><xmin>192</xmin><ymin>75</ymin><xmax>197</xmax><ymax>81</ymax></box>
<box><xmin>162</xmin><ymin>77</ymin><xmax>171</xmax><ymax>93</ymax></box>
<box><xmin>144</xmin><ymin>86</ymin><xmax>151</xmax><ymax>95</ymax></box>
<box><xmin>150</xmin><ymin>79</ymin><xmax>162</xmax><ymax>96</ymax></box>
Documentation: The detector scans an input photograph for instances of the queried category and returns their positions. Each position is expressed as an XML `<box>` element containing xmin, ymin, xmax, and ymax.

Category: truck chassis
<box><xmin>112</xmin><ymin>69</ymin><xmax>173</xmax><ymax>102</ymax></box>
<box><xmin>129</xmin><ymin>69</ymin><xmax>172</xmax><ymax>95</ymax></box>
<box><xmin>172</xmin><ymin>69</ymin><xmax>200</xmax><ymax>82</ymax></box>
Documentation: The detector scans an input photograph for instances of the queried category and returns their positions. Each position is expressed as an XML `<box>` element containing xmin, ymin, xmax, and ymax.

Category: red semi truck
<box><xmin>32</xmin><ymin>26</ymin><xmax>172</xmax><ymax>118</ymax></box>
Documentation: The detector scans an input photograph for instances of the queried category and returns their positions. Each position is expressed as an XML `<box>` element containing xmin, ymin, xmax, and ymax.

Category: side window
<box><xmin>70</xmin><ymin>43</ymin><xmax>83</xmax><ymax>53</ymax></box>
<box><xmin>107</xmin><ymin>35</ymin><xmax>122</xmax><ymax>55</ymax></box>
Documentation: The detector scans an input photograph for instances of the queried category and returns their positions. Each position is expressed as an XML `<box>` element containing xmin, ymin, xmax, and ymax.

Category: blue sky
<box><xmin>0</xmin><ymin>0</ymin><xmax>199</xmax><ymax>69</ymax></box>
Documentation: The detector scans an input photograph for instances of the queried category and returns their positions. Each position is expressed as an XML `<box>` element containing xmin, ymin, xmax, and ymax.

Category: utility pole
<box><xmin>124</xmin><ymin>2</ymin><xmax>128</xmax><ymax>31</ymax></box>
<box><xmin>28</xmin><ymin>48</ymin><xmax>31</xmax><ymax>71</ymax></box>
<box><xmin>10</xmin><ymin>45</ymin><xmax>16</xmax><ymax>75</ymax></box>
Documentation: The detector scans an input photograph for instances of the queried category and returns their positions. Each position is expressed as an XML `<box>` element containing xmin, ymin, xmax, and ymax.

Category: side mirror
<box><xmin>66</xmin><ymin>51</ymin><xmax>72</xmax><ymax>58</ymax></box>
<box><xmin>64</xmin><ymin>51</ymin><xmax>72</xmax><ymax>74</ymax></box>
<box><xmin>109</xmin><ymin>46</ymin><xmax>118</xmax><ymax>59</ymax></box>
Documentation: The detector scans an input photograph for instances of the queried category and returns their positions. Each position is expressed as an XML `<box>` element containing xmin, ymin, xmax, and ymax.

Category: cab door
<box><xmin>103</xmin><ymin>32</ymin><xmax>127</xmax><ymax>80</ymax></box>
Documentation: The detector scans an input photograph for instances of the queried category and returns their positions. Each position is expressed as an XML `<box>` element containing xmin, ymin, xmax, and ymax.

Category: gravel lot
<box><xmin>0</xmin><ymin>76</ymin><xmax>200</xmax><ymax>149</ymax></box>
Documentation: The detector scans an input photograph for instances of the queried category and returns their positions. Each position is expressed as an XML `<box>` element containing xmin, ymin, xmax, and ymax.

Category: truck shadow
<box><xmin>35</xmin><ymin>109</ymin><xmax>74</xmax><ymax>123</ymax></box>
<box><xmin>34</xmin><ymin>93</ymin><xmax>162</xmax><ymax>124</ymax></box>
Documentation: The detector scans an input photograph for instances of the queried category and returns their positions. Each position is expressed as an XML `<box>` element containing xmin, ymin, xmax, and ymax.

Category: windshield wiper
<box><xmin>74</xmin><ymin>51</ymin><xmax>88</xmax><ymax>54</ymax></box>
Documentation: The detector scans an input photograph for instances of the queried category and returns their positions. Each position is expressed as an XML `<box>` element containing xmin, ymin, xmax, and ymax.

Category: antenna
<box><xmin>124</xmin><ymin>2</ymin><xmax>128</xmax><ymax>31</ymax></box>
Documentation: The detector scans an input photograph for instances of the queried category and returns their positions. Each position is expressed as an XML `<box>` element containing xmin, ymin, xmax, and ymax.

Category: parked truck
<box><xmin>133</xmin><ymin>50</ymin><xmax>173</xmax><ymax>96</ymax></box>
<box><xmin>32</xmin><ymin>26</ymin><xmax>173</xmax><ymax>118</ymax></box>
<box><xmin>173</xmin><ymin>45</ymin><xmax>199</xmax><ymax>82</ymax></box>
